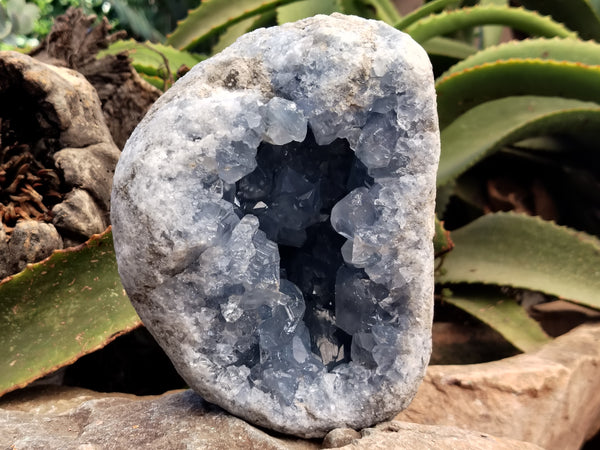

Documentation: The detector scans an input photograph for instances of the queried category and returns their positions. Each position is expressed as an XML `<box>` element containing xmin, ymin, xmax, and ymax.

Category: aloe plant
<box><xmin>416</xmin><ymin>1</ymin><xmax>600</xmax><ymax>352</ymax></box>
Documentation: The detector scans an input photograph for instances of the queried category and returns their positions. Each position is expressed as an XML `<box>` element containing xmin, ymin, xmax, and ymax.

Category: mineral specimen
<box><xmin>111</xmin><ymin>13</ymin><xmax>440</xmax><ymax>438</ymax></box>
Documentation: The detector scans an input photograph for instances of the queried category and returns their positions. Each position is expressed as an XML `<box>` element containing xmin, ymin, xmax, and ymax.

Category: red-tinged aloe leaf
<box><xmin>520</xmin><ymin>0</ymin><xmax>600</xmax><ymax>41</ymax></box>
<box><xmin>441</xmin><ymin>37</ymin><xmax>600</xmax><ymax>78</ymax></box>
<box><xmin>437</xmin><ymin>212</ymin><xmax>600</xmax><ymax>310</ymax></box>
<box><xmin>437</xmin><ymin>96</ymin><xmax>600</xmax><ymax>186</ymax></box>
<box><xmin>442</xmin><ymin>285</ymin><xmax>551</xmax><ymax>353</ymax></box>
<box><xmin>404</xmin><ymin>5</ymin><xmax>576</xmax><ymax>44</ymax></box>
<box><xmin>434</xmin><ymin>216</ymin><xmax>454</xmax><ymax>258</ymax></box>
<box><xmin>436</xmin><ymin>60</ymin><xmax>600</xmax><ymax>129</ymax></box>
<box><xmin>166</xmin><ymin>0</ymin><xmax>303</xmax><ymax>51</ymax></box>
<box><xmin>0</xmin><ymin>228</ymin><xmax>141</xmax><ymax>397</ymax></box>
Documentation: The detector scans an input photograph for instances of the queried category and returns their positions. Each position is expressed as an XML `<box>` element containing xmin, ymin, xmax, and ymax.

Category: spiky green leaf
<box><xmin>520</xmin><ymin>0</ymin><xmax>600</xmax><ymax>41</ymax></box>
<box><xmin>422</xmin><ymin>36</ymin><xmax>477</xmax><ymax>59</ymax></box>
<box><xmin>277</xmin><ymin>0</ymin><xmax>340</xmax><ymax>24</ymax></box>
<box><xmin>434</xmin><ymin>216</ymin><xmax>454</xmax><ymax>257</ymax></box>
<box><xmin>437</xmin><ymin>212</ymin><xmax>600</xmax><ymax>310</ymax></box>
<box><xmin>442</xmin><ymin>37</ymin><xmax>600</xmax><ymax>78</ymax></box>
<box><xmin>98</xmin><ymin>40</ymin><xmax>203</xmax><ymax>80</ymax></box>
<box><xmin>395</xmin><ymin>0</ymin><xmax>461</xmax><ymax>30</ymax></box>
<box><xmin>438</xmin><ymin>96</ymin><xmax>600</xmax><ymax>186</ymax></box>
<box><xmin>213</xmin><ymin>12</ymin><xmax>277</xmax><ymax>54</ymax></box>
<box><xmin>436</xmin><ymin>59</ymin><xmax>600</xmax><ymax>129</ymax></box>
<box><xmin>167</xmin><ymin>0</ymin><xmax>303</xmax><ymax>50</ymax></box>
<box><xmin>404</xmin><ymin>5</ymin><xmax>576</xmax><ymax>44</ymax></box>
<box><xmin>442</xmin><ymin>286</ymin><xmax>551</xmax><ymax>352</ymax></box>
<box><xmin>0</xmin><ymin>229</ymin><xmax>141</xmax><ymax>397</ymax></box>
<box><xmin>364</xmin><ymin>0</ymin><xmax>401</xmax><ymax>24</ymax></box>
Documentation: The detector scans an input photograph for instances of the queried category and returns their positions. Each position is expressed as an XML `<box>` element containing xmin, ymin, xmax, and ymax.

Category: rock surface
<box><xmin>0</xmin><ymin>51</ymin><xmax>120</xmax><ymax>278</ymax></box>
<box><xmin>397</xmin><ymin>323</ymin><xmax>600</xmax><ymax>450</ymax></box>
<box><xmin>5</xmin><ymin>324</ymin><xmax>600</xmax><ymax>448</ymax></box>
<box><xmin>6</xmin><ymin>221</ymin><xmax>63</xmax><ymax>274</ymax></box>
<box><xmin>111</xmin><ymin>14</ymin><xmax>440</xmax><ymax>437</ymax></box>
<box><xmin>0</xmin><ymin>386</ymin><xmax>541</xmax><ymax>450</ymax></box>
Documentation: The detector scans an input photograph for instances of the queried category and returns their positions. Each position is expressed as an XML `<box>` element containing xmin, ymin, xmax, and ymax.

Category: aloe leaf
<box><xmin>422</xmin><ymin>36</ymin><xmax>477</xmax><ymax>59</ymax></box>
<box><xmin>434</xmin><ymin>216</ymin><xmax>454</xmax><ymax>258</ymax></box>
<box><xmin>0</xmin><ymin>228</ymin><xmax>141</xmax><ymax>396</ymax></box>
<box><xmin>339</xmin><ymin>0</ymin><xmax>376</xmax><ymax>18</ymax></box>
<box><xmin>277</xmin><ymin>0</ymin><xmax>340</xmax><ymax>24</ymax></box>
<box><xmin>520</xmin><ymin>0</ymin><xmax>600</xmax><ymax>41</ymax></box>
<box><xmin>140</xmin><ymin>73</ymin><xmax>168</xmax><ymax>90</ymax></box>
<box><xmin>211</xmin><ymin>16</ymin><xmax>257</xmax><ymax>54</ymax></box>
<box><xmin>395</xmin><ymin>0</ymin><xmax>461</xmax><ymax>31</ymax></box>
<box><xmin>404</xmin><ymin>5</ymin><xmax>577</xmax><ymax>44</ymax></box>
<box><xmin>435</xmin><ymin>181</ymin><xmax>456</xmax><ymax>217</ymax></box>
<box><xmin>362</xmin><ymin>0</ymin><xmax>401</xmax><ymax>24</ymax></box>
<box><xmin>436</xmin><ymin>60</ymin><xmax>600</xmax><ymax>129</ymax></box>
<box><xmin>109</xmin><ymin>0</ymin><xmax>164</xmax><ymax>42</ymax></box>
<box><xmin>480</xmin><ymin>0</ymin><xmax>507</xmax><ymax>48</ymax></box>
<box><xmin>98</xmin><ymin>40</ymin><xmax>203</xmax><ymax>80</ymax></box>
<box><xmin>442</xmin><ymin>285</ymin><xmax>551</xmax><ymax>353</ymax></box>
<box><xmin>167</xmin><ymin>0</ymin><xmax>303</xmax><ymax>50</ymax></box>
<box><xmin>438</xmin><ymin>96</ymin><xmax>600</xmax><ymax>186</ymax></box>
<box><xmin>442</xmin><ymin>38</ymin><xmax>600</xmax><ymax>78</ymax></box>
<box><xmin>214</xmin><ymin>11</ymin><xmax>278</xmax><ymax>54</ymax></box>
<box><xmin>437</xmin><ymin>212</ymin><xmax>600</xmax><ymax>310</ymax></box>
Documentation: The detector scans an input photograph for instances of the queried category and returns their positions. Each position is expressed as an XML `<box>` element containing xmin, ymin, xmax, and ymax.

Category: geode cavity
<box><xmin>111</xmin><ymin>14</ymin><xmax>440</xmax><ymax>437</ymax></box>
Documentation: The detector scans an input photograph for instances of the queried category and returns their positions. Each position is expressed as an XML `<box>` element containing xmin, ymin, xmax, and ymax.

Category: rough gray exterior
<box><xmin>111</xmin><ymin>14</ymin><xmax>439</xmax><ymax>438</ymax></box>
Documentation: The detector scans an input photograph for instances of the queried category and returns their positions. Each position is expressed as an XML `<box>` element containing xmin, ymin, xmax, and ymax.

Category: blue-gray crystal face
<box><xmin>111</xmin><ymin>13</ymin><xmax>440</xmax><ymax>438</ymax></box>
<box><xmin>236</xmin><ymin>130</ymin><xmax>375</xmax><ymax>376</ymax></box>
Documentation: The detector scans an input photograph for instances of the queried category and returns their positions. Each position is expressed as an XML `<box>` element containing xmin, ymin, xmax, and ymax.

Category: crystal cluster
<box><xmin>111</xmin><ymin>14</ymin><xmax>440</xmax><ymax>438</ymax></box>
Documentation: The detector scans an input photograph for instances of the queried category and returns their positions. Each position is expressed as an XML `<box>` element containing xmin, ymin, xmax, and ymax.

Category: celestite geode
<box><xmin>111</xmin><ymin>14</ymin><xmax>440</xmax><ymax>437</ymax></box>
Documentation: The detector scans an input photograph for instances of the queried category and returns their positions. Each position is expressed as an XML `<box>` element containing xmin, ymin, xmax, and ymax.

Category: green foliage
<box><xmin>437</xmin><ymin>213</ymin><xmax>600</xmax><ymax>310</ymax></box>
<box><xmin>0</xmin><ymin>0</ymin><xmax>40</xmax><ymax>48</ymax></box>
<box><xmin>436</xmin><ymin>60</ymin><xmax>600</xmax><ymax>129</ymax></box>
<box><xmin>442</xmin><ymin>285</ymin><xmax>551</xmax><ymax>352</ymax></box>
<box><xmin>520</xmin><ymin>0</ymin><xmax>600</xmax><ymax>41</ymax></box>
<box><xmin>412</xmin><ymin>1</ymin><xmax>600</xmax><ymax>345</ymax></box>
<box><xmin>0</xmin><ymin>229</ymin><xmax>141</xmax><ymax>396</ymax></box>
<box><xmin>277</xmin><ymin>0</ymin><xmax>339</xmax><ymax>25</ymax></box>
<box><xmin>402</xmin><ymin>5</ymin><xmax>576</xmax><ymax>44</ymax></box>
<box><xmin>442</xmin><ymin>37</ymin><xmax>600</xmax><ymax>75</ymax></box>
<box><xmin>166</xmin><ymin>0</ymin><xmax>399</xmax><ymax>54</ymax></box>
<box><xmin>166</xmin><ymin>0</ymin><xmax>303</xmax><ymax>51</ymax></box>
<box><xmin>434</xmin><ymin>216</ymin><xmax>454</xmax><ymax>258</ymax></box>
<box><xmin>437</xmin><ymin>96</ymin><xmax>600</xmax><ymax>186</ymax></box>
<box><xmin>98</xmin><ymin>39</ymin><xmax>204</xmax><ymax>89</ymax></box>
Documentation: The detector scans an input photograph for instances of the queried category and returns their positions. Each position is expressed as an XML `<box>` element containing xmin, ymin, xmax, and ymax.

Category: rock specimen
<box><xmin>111</xmin><ymin>13</ymin><xmax>440</xmax><ymax>437</ymax></box>
<box><xmin>0</xmin><ymin>386</ymin><xmax>544</xmax><ymax>450</ymax></box>
<box><xmin>398</xmin><ymin>323</ymin><xmax>600</xmax><ymax>450</ymax></box>
<box><xmin>0</xmin><ymin>51</ymin><xmax>120</xmax><ymax>278</ymax></box>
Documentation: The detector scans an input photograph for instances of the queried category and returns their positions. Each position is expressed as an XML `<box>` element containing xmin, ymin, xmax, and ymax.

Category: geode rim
<box><xmin>111</xmin><ymin>13</ymin><xmax>439</xmax><ymax>438</ymax></box>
